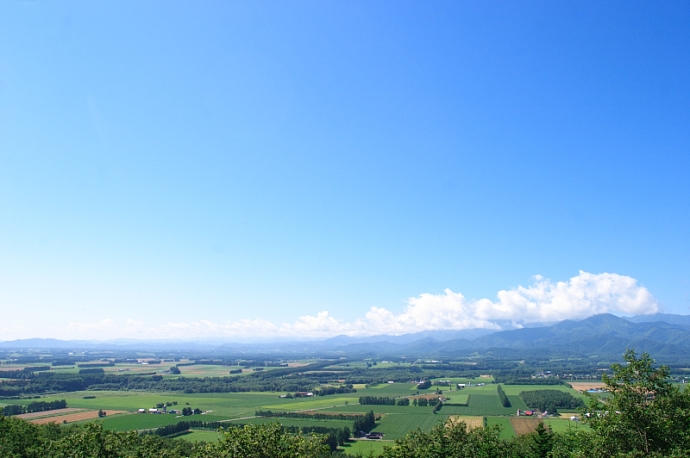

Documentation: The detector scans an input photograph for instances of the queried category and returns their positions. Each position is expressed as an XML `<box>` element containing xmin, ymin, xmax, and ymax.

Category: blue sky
<box><xmin>1</xmin><ymin>1</ymin><xmax>689</xmax><ymax>340</ymax></box>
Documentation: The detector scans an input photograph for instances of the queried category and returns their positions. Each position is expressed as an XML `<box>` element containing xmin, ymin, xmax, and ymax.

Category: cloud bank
<box><xmin>44</xmin><ymin>271</ymin><xmax>658</xmax><ymax>341</ymax></box>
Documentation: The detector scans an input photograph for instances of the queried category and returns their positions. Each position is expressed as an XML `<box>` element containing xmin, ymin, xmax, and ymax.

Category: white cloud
<box><xmin>11</xmin><ymin>271</ymin><xmax>658</xmax><ymax>341</ymax></box>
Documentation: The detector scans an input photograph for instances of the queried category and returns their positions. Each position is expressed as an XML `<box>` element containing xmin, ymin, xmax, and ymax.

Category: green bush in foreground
<box><xmin>0</xmin><ymin>420</ymin><xmax>332</xmax><ymax>458</ymax></box>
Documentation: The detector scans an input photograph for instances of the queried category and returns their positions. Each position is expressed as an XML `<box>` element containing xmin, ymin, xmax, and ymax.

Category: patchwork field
<box><xmin>54</xmin><ymin>391</ymin><xmax>316</xmax><ymax>419</ymax></box>
<box><xmin>500</xmin><ymin>383</ymin><xmax>588</xmax><ymax>400</ymax></box>
<box><xmin>439</xmin><ymin>392</ymin><xmax>526</xmax><ymax>416</ymax></box>
<box><xmin>0</xmin><ymin>355</ymin><xmax>606</xmax><ymax>458</ymax></box>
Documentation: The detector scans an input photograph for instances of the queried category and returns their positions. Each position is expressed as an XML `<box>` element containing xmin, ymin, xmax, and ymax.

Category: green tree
<box><xmin>528</xmin><ymin>422</ymin><xmax>553</xmax><ymax>458</ymax></box>
<box><xmin>195</xmin><ymin>423</ymin><xmax>330</xmax><ymax>458</ymax></box>
<box><xmin>0</xmin><ymin>415</ymin><xmax>45</xmax><ymax>458</ymax></box>
<box><xmin>583</xmin><ymin>349</ymin><xmax>690</xmax><ymax>456</ymax></box>
<box><xmin>380</xmin><ymin>419</ymin><xmax>510</xmax><ymax>458</ymax></box>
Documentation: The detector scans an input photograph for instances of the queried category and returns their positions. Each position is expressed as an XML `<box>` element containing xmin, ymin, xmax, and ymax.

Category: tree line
<box><xmin>359</xmin><ymin>396</ymin><xmax>396</xmax><ymax>405</ymax></box>
<box><xmin>315</xmin><ymin>385</ymin><xmax>356</xmax><ymax>396</ymax></box>
<box><xmin>255</xmin><ymin>410</ymin><xmax>365</xmax><ymax>422</ymax></box>
<box><xmin>0</xmin><ymin>399</ymin><xmax>66</xmax><ymax>416</ymax></box>
<box><xmin>519</xmin><ymin>390</ymin><xmax>584</xmax><ymax>414</ymax></box>
<box><xmin>497</xmin><ymin>385</ymin><xmax>512</xmax><ymax>407</ymax></box>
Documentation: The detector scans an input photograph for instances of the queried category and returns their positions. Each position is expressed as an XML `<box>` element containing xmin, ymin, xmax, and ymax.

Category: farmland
<box><xmin>0</xmin><ymin>352</ymin><xmax>610</xmax><ymax>456</ymax></box>
<box><xmin>374</xmin><ymin>413</ymin><xmax>447</xmax><ymax>440</ymax></box>
<box><xmin>32</xmin><ymin>410</ymin><xmax>126</xmax><ymax>425</ymax></box>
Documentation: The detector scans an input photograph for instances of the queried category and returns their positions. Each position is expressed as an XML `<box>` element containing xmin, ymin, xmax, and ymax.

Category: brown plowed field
<box><xmin>511</xmin><ymin>417</ymin><xmax>541</xmax><ymax>435</ymax></box>
<box><xmin>17</xmin><ymin>408</ymin><xmax>85</xmax><ymax>420</ymax></box>
<box><xmin>31</xmin><ymin>410</ymin><xmax>126</xmax><ymax>425</ymax></box>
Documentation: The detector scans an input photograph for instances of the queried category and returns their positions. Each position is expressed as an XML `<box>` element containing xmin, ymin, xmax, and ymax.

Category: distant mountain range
<box><xmin>3</xmin><ymin>313</ymin><xmax>690</xmax><ymax>360</ymax></box>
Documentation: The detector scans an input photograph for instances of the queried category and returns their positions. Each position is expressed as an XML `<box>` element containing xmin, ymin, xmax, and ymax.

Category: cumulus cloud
<box><xmin>36</xmin><ymin>271</ymin><xmax>658</xmax><ymax>341</ymax></box>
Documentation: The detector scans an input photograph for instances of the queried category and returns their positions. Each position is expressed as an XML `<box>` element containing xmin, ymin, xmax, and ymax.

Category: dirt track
<box><xmin>31</xmin><ymin>410</ymin><xmax>126</xmax><ymax>425</ymax></box>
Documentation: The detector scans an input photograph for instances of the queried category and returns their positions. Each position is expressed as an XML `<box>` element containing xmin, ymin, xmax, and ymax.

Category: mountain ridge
<box><xmin>3</xmin><ymin>313</ymin><xmax>690</xmax><ymax>358</ymax></box>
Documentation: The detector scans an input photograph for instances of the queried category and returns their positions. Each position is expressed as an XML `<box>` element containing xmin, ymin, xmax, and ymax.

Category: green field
<box><xmin>100</xmin><ymin>414</ymin><xmax>229</xmax><ymax>431</ymax></box>
<box><xmin>341</xmin><ymin>439</ymin><xmax>390</xmax><ymax>456</ymax></box>
<box><xmin>367</xmin><ymin>383</ymin><xmax>420</xmax><ymax>396</ymax></box>
<box><xmin>180</xmin><ymin>430</ymin><xmax>223</xmax><ymax>443</ymax></box>
<box><xmin>261</xmin><ymin>396</ymin><xmax>355</xmax><ymax>411</ymax></box>
<box><xmin>373</xmin><ymin>413</ymin><xmax>447</xmax><ymax>440</ymax></box>
<box><xmin>436</xmin><ymin>390</ymin><xmax>525</xmax><ymax>416</ymax></box>
<box><xmin>446</xmin><ymin>394</ymin><xmax>469</xmax><ymax>404</ymax></box>
<box><xmin>486</xmin><ymin>416</ymin><xmax>515</xmax><ymax>439</ymax></box>
<box><xmin>322</xmin><ymin>403</ymin><xmax>433</xmax><ymax>414</ymax></box>
<box><xmin>53</xmin><ymin>390</ymin><xmax>323</xmax><ymax>419</ymax></box>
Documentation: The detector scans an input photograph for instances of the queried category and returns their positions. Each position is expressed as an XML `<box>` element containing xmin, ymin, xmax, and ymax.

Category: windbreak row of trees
<box><xmin>359</xmin><ymin>396</ymin><xmax>397</xmax><ymax>405</ymax></box>
<box><xmin>255</xmin><ymin>410</ymin><xmax>366</xmax><ymax>422</ymax></box>
<box><xmin>497</xmin><ymin>384</ymin><xmax>512</xmax><ymax>407</ymax></box>
<box><xmin>0</xmin><ymin>399</ymin><xmax>66</xmax><ymax>416</ymax></box>
<box><xmin>414</xmin><ymin>397</ymin><xmax>441</xmax><ymax>407</ymax></box>
<box><xmin>0</xmin><ymin>367</ymin><xmax>51</xmax><ymax>379</ymax></box>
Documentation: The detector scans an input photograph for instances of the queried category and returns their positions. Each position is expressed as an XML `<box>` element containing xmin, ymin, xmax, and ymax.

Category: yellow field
<box><xmin>447</xmin><ymin>416</ymin><xmax>484</xmax><ymax>429</ymax></box>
